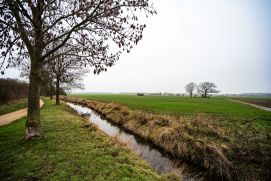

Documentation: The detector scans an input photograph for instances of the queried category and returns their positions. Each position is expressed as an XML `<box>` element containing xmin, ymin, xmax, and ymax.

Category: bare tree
<box><xmin>197</xmin><ymin>82</ymin><xmax>219</xmax><ymax>98</ymax></box>
<box><xmin>20</xmin><ymin>59</ymin><xmax>55</xmax><ymax>99</ymax></box>
<box><xmin>20</xmin><ymin>47</ymin><xmax>87</xmax><ymax>104</ymax></box>
<box><xmin>41</xmin><ymin>68</ymin><xmax>54</xmax><ymax>100</ymax></box>
<box><xmin>185</xmin><ymin>82</ymin><xmax>196</xmax><ymax>98</ymax></box>
<box><xmin>0</xmin><ymin>0</ymin><xmax>155</xmax><ymax>139</ymax></box>
<box><xmin>49</xmin><ymin>54</ymin><xmax>88</xmax><ymax>105</ymax></box>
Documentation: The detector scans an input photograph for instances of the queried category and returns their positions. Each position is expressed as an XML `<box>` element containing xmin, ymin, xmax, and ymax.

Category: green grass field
<box><xmin>0</xmin><ymin>99</ymin><xmax>170</xmax><ymax>180</ymax></box>
<box><xmin>70</xmin><ymin>94</ymin><xmax>271</xmax><ymax>122</ymax></box>
<box><xmin>0</xmin><ymin>98</ymin><xmax>28</xmax><ymax>115</ymax></box>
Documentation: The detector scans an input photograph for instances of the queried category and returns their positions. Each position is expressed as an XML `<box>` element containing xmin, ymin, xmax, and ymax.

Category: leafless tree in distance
<box><xmin>185</xmin><ymin>82</ymin><xmax>196</xmax><ymax>98</ymax></box>
<box><xmin>20</xmin><ymin>44</ymin><xmax>88</xmax><ymax>104</ymax></box>
<box><xmin>197</xmin><ymin>82</ymin><xmax>219</xmax><ymax>98</ymax></box>
<box><xmin>41</xmin><ymin>68</ymin><xmax>55</xmax><ymax>100</ymax></box>
<box><xmin>0</xmin><ymin>0</ymin><xmax>156</xmax><ymax>139</ymax></box>
<box><xmin>48</xmin><ymin>54</ymin><xmax>88</xmax><ymax>105</ymax></box>
<box><xmin>20</xmin><ymin>59</ymin><xmax>55</xmax><ymax>99</ymax></box>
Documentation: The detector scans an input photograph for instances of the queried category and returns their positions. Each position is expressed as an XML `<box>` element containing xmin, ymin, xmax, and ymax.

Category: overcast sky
<box><xmin>2</xmin><ymin>0</ymin><xmax>271</xmax><ymax>94</ymax></box>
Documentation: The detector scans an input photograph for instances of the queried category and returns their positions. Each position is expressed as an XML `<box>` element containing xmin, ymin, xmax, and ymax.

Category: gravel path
<box><xmin>0</xmin><ymin>100</ymin><xmax>44</xmax><ymax>126</ymax></box>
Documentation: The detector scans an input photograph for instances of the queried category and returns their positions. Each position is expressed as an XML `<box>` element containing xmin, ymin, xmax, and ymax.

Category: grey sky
<box><xmin>2</xmin><ymin>0</ymin><xmax>271</xmax><ymax>94</ymax></box>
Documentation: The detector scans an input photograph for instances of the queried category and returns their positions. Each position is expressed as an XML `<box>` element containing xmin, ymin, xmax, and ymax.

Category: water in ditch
<box><xmin>66</xmin><ymin>102</ymin><xmax>206</xmax><ymax>180</ymax></box>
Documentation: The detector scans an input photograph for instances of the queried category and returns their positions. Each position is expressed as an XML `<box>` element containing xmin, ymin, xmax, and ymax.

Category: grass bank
<box><xmin>0</xmin><ymin>98</ymin><xmax>28</xmax><ymax>115</ymax></box>
<box><xmin>0</xmin><ymin>99</ymin><xmax>171</xmax><ymax>181</ymax></box>
<box><xmin>63</xmin><ymin>96</ymin><xmax>271</xmax><ymax>180</ymax></box>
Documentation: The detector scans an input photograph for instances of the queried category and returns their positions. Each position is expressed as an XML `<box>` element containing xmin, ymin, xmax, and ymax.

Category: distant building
<box><xmin>137</xmin><ymin>93</ymin><xmax>144</xmax><ymax>96</ymax></box>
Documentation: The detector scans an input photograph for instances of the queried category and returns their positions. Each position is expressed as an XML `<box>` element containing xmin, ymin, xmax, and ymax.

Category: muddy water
<box><xmin>66</xmin><ymin>102</ymin><xmax>204</xmax><ymax>180</ymax></box>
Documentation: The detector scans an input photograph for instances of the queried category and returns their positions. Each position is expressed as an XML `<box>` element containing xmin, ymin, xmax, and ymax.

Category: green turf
<box><xmin>0</xmin><ymin>98</ymin><xmax>28</xmax><ymax>115</ymax></box>
<box><xmin>0</xmin><ymin>99</ymin><xmax>169</xmax><ymax>181</ymax></box>
<box><xmin>70</xmin><ymin>94</ymin><xmax>271</xmax><ymax>122</ymax></box>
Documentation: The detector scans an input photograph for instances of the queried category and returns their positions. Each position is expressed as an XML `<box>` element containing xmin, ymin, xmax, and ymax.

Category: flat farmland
<box><xmin>70</xmin><ymin>94</ymin><xmax>271</xmax><ymax>122</ymax></box>
<box><xmin>67</xmin><ymin>94</ymin><xmax>271</xmax><ymax>179</ymax></box>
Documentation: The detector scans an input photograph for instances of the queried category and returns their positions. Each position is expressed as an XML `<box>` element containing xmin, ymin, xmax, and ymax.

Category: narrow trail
<box><xmin>0</xmin><ymin>100</ymin><xmax>44</xmax><ymax>126</ymax></box>
<box><xmin>228</xmin><ymin>99</ymin><xmax>271</xmax><ymax>112</ymax></box>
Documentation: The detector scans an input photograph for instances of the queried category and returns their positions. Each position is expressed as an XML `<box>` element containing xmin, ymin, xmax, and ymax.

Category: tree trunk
<box><xmin>204</xmin><ymin>91</ymin><xmax>207</xmax><ymax>98</ymax></box>
<box><xmin>41</xmin><ymin>86</ymin><xmax>45</xmax><ymax>97</ymax></box>
<box><xmin>24</xmin><ymin>5</ymin><xmax>44</xmax><ymax>139</ymax></box>
<box><xmin>50</xmin><ymin>83</ymin><xmax>53</xmax><ymax>100</ymax></box>
<box><xmin>55</xmin><ymin>76</ymin><xmax>60</xmax><ymax>105</ymax></box>
<box><xmin>25</xmin><ymin>58</ymin><xmax>42</xmax><ymax>139</ymax></box>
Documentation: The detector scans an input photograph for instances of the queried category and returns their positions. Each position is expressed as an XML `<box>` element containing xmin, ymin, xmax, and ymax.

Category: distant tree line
<box><xmin>0</xmin><ymin>78</ymin><xmax>28</xmax><ymax>104</ymax></box>
<box><xmin>40</xmin><ymin>84</ymin><xmax>67</xmax><ymax>99</ymax></box>
<box><xmin>185</xmin><ymin>82</ymin><xmax>219</xmax><ymax>98</ymax></box>
<box><xmin>0</xmin><ymin>78</ymin><xmax>67</xmax><ymax>104</ymax></box>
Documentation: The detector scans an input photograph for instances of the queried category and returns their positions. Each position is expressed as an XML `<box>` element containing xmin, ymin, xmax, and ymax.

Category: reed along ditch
<box><xmin>65</xmin><ymin>102</ymin><xmax>215</xmax><ymax>180</ymax></box>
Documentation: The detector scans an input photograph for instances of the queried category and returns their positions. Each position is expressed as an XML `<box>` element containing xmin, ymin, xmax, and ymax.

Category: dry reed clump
<box><xmin>60</xmin><ymin>96</ymin><xmax>249</xmax><ymax>180</ymax></box>
<box><xmin>154</xmin><ymin>117</ymin><xmax>170</xmax><ymax>127</ymax></box>
<box><xmin>83</xmin><ymin>123</ymin><xmax>98</xmax><ymax>131</ymax></box>
<box><xmin>165</xmin><ymin>162</ymin><xmax>208</xmax><ymax>181</ymax></box>
<box><xmin>165</xmin><ymin>168</ymin><xmax>185</xmax><ymax>181</ymax></box>
<box><xmin>135</xmin><ymin>112</ymin><xmax>149</xmax><ymax>125</ymax></box>
<box><xmin>107</xmin><ymin>136</ymin><xmax>130</xmax><ymax>148</ymax></box>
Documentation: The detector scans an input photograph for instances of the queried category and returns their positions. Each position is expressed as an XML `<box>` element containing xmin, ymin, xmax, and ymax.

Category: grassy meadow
<box><xmin>70</xmin><ymin>94</ymin><xmax>271</xmax><ymax>121</ymax></box>
<box><xmin>66</xmin><ymin>94</ymin><xmax>271</xmax><ymax>180</ymax></box>
<box><xmin>0</xmin><ymin>99</ymin><xmax>171</xmax><ymax>181</ymax></box>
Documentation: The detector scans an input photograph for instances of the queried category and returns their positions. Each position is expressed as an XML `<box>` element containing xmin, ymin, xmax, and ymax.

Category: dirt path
<box><xmin>0</xmin><ymin>100</ymin><xmax>44</xmax><ymax>126</ymax></box>
<box><xmin>228</xmin><ymin>99</ymin><xmax>271</xmax><ymax>112</ymax></box>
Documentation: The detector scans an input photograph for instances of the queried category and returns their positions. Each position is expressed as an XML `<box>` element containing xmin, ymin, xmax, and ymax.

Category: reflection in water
<box><xmin>66</xmin><ymin>102</ymin><xmax>202</xmax><ymax>180</ymax></box>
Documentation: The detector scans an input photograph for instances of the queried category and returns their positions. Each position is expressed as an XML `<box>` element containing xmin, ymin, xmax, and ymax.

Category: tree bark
<box><xmin>204</xmin><ymin>91</ymin><xmax>207</xmax><ymax>98</ymax></box>
<box><xmin>55</xmin><ymin>76</ymin><xmax>60</xmax><ymax>105</ymax></box>
<box><xmin>50</xmin><ymin>83</ymin><xmax>53</xmax><ymax>100</ymax></box>
<box><xmin>25</xmin><ymin>57</ymin><xmax>42</xmax><ymax>139</ymax></box>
